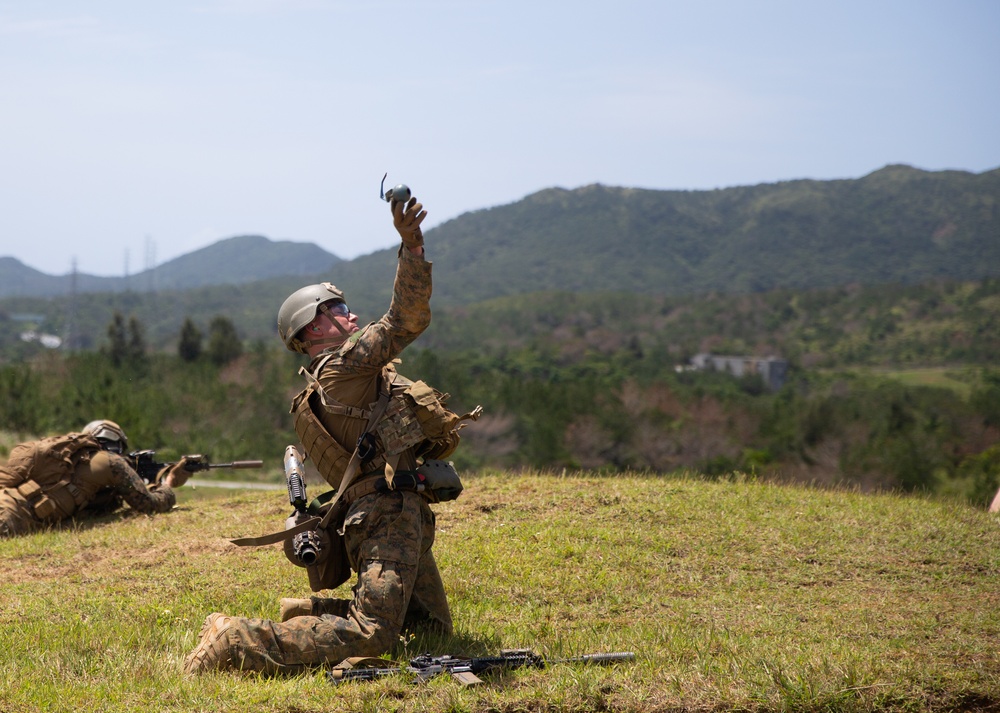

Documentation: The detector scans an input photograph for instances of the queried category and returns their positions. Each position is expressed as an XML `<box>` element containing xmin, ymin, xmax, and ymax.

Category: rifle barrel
<box><xmin>559</xmin><ymin>652</ymin><xmax>635</xmax><ymax>665</ymax></box>
<box><xmin>227</xmin><ymin>460</ymin><xmax>264</xmax><ymax>468</ymax></box>
<box><xmin>330</xmin><ymin>667</ymin><xmax>395</xmax><ymax>683</ymax></box>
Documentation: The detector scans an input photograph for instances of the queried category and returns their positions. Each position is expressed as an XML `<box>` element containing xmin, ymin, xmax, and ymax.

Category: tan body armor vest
<box><xmin>291</xmin><ymin>362</ymin><xmax>480</xmax><ymax>490</ymax></box>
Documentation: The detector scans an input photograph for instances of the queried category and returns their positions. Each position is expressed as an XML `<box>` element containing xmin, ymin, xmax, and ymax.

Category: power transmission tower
<box><xmin>65</xmin><ymin>257</ymin><xmax>79</xmax><ymax>350</ymax></box>
<box><xmin>145</xmin><ymin>234</ymin><xmax>157</xmax><ymax>293</ymax></box>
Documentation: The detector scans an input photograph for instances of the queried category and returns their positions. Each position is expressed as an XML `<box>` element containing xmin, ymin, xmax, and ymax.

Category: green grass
<box><xmin>1</xmin><ymin>471</ymin><xmax>998</xmax><ymax>712</ymax></box>
<box><xmin>845</xmin><ymin>367</ymin><xmax>976</xmax><ymax>399</ymax></box>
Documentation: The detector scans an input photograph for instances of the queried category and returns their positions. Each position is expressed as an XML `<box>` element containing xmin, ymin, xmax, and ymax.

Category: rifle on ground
<box><xmin>328</xmin><ymin>648</ymin><xmax>635</xmax><ymax>686</ymax></box>
<box><xmin>128</xmin><ymin>449</ymin><xmax>264</xmax><ymax>484</ymax></box>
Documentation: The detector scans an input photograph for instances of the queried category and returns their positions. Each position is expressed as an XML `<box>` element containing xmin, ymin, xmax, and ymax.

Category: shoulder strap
<box><xmin>230</xmin><ymin>516</ymin><xmax>321</xmax><ymax>547</ymax></box>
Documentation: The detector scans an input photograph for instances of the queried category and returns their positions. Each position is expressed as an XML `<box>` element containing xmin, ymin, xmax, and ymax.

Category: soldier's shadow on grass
<box><xmin>393</xmin><ymin>627</ymin><xmax>504</xmax><ymax>661</ymax></box>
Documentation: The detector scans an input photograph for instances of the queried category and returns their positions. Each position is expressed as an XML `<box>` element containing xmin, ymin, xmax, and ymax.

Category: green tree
<box><xmin>0</xmin><ymin>363</ymin><xmax>43</xmax><ymax>434</ymax></box>
<box><xmin>126</xmin><ymin>315</ymin><xmax>147</xmax><ymax>367</ymax></box>
<box><xmin>178</xmin><ymin>318</ymin><xmax>203</xmax><ymax>362</ymax></box>
<box><xmin>207</xmin><ymin>315</ymin><xmax>243</xmax><ymax>366</ymax></box>
<box><xmin>956</xmin><ymin>445</ymin><xmax>1000</xmax><ymax>508</ymax></box>
<box><xmin>105</xmin><ymin>312</ymin><xmax>128</xmax><ymax>367</ymax></box>
<box><xmin>971</xmin><ymin>370</ymin><xmax>1000</xmax><ymax>427</ymax></box>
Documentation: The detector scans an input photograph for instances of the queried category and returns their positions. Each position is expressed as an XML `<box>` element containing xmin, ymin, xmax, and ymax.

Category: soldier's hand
<box><xmin>158</xmin><ymin>456</ymin><xmax>197</xmax><ymax>489</ymax></box>
<box><xmin>392</xmin><ymin>195</ymin><xmax>426</xmax><ymax>251</ymax></box>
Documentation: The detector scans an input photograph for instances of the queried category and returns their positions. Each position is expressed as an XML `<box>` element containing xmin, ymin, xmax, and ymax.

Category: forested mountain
<box><xmin>4</xmin><ymin>165</ymin><xmax>998</xmax><ymax>304</ymax></box>
<box><xmin>2</xmin><ymin>164</ymin><xmax>998</xmax><ymax>352</ymax></box>
<box><xmin>0</xmin><ymin>235</ymin><xmax>342</xmax><ymax>298</ymax></box>
<box><xmin>325</xmin><ymin>164</ymin><xmax>1000</xmax><ymax>309</ymax></box>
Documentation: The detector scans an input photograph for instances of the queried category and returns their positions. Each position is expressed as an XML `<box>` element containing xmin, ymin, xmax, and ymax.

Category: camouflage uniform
<box><xmin>0</xmin><ymin>433</ymin><xmax>176</xmax><ymax>537</ymax></box>
<box><xmin>196</xmin><ymin>247</ymin><xmax>452</xmax><ymax>674</ymax></box>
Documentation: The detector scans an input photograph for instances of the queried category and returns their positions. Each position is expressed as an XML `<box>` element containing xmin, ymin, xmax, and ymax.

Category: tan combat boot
<box><xmin>183</xmin><ymin>613</ymin><xmax>234</xmax><ymax>674</ymax></box>
<box><xmin>279</xmin><ymin>597</ymin><xmax>313</xmax><ymax>621</ymax></box>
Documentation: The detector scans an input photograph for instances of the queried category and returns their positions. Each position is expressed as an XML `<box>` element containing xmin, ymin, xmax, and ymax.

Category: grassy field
<box><xmin>0</xmin><ymin>471</ymin><xmax>998</xmax><ymax>712</ymax></box>
<box><xmin>843</xmin><ymin>366</ymin><xmax>977</xmax><ymax>399</ymax></box>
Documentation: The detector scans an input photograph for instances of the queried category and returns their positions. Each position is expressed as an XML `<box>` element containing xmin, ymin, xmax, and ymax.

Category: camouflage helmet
<box><xmin>82</xmin><ymin>419</ymin><xmax>129</xmax><ymax>452</ymax></box>
<box><xmin>277</xmin><ymin>282</ymin><xmax>346</xmax><ymax>353</ymax></box>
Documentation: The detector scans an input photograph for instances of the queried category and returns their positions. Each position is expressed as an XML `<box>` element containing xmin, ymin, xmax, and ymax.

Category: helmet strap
<box><xmin>318</xmin><ymin>303</ymin><xmax>353</xmax><ymax>337</ymax></box>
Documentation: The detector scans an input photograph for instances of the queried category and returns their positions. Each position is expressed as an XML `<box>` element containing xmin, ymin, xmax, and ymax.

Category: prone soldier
<box><xmin>0</xmin><ymin>420</ymin><xmax>193</xmax><ymax>537</ymax></box>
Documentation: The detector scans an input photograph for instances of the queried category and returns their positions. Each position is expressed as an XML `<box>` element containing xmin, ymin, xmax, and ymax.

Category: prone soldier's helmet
<box><xmin>277</xmin><ymin>282</ymin><xmax>346</xmax><ymax>354</ymax></box>
<box><xmin>82</xmin><ymin>419</ymin><xmax>128</xmax><ymax>453</ymax></box>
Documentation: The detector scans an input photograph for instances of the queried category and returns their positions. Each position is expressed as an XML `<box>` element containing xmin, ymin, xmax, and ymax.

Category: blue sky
<box><xmin>2</xmin><ymin>0</ymin><xmax>998</xmax><ymax>276</ymax></box>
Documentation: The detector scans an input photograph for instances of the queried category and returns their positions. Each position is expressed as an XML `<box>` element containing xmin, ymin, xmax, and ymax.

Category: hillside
<box><xmin>2</xmin><ymin>165</ymin><xmax>999</xmax><ymax>357</ymax></box>
<box><xmin>325</xmin><ymin>164</ymin><xmax>1000</xmax><ymax>309</ymax></box>
<box><xmin>3</xmin><ymin>272</ymin><xmax>996</xmax><ymax>373</ymax></box>
<box><xmin>0</xmin><ymin>473</ymin><xmax>997</xmax><ymax>712</ymax></box>
<box><xmin>0</xmin><ymin>235</ymin><xmax>342</xmax><ymax>298</ymax></box>
<box><xmin>3</xmin><ymin>165</ymin><xmax>998</xmax><ymax>308</ymax></box>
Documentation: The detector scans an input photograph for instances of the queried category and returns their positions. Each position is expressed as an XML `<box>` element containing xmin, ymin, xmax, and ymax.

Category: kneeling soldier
<box><xmin>185</xmin><ymin>188</ymin><xmax>479</xmax><ymax>675</ymax></box>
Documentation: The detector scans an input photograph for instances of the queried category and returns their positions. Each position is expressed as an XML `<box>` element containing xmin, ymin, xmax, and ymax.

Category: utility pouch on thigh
<box><xmin>42</xmin><ymin>484</ymin><xmax>77</xmax><ymax>520</ymax></box>
<box><xmin>417</xmin><ymin>460</ymin><xmax>464</xmax><ymax>502</ymax></box>
<box><xmin>305</xmin><ymin>531</ymin><xmax>350</xmax><ymax>593</ymax></box>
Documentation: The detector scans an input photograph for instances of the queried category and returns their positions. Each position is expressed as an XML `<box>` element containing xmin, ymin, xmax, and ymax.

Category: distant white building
<box><xmin>20</xmin><ymin>331</ymin><xmax>63</xmax><ymax>349</ymax></box>
<box><xmin>689</xmin><ymin>353</ymin><xmax>789</xmax><ymax>391</ymax></box>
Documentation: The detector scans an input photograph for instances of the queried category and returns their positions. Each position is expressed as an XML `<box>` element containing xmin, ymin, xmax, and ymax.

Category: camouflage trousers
<box><xmin>0</xmin><ymin>488</ymin><xmax>41</xmax><ymax>538</ymax></box>
<box><xmin>221</xmin><ymin>490</ymin><xmax>452</xmax><ymax>673</ymax></box>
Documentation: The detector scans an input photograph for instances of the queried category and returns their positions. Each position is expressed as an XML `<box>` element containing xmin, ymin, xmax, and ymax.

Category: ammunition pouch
<box><xmin>15</xmin><ymin>479</ymin><xmax>85</xmax><ymax>522</ymax></box>
<box><xmin>280</xmin><ymin>473</ymin><xmax>384</xmax><ymax>592</ymax></box>
<box><xmin>418</xmin><ymin>459</ymin><xmax>464</xmax><ymax>502</ymax></box>
<box><xmin>16</xmin><ymin>481</ymin><xmax>51</xmax><ymax>519</ymax></box>
<box><xmin>378</xmin><ymin>380</ymin><xmax>482</xmax><ymax>461</ymax></box>
<box><xmin>376</xmin><ymin>460</ymin><xmax>464</xmax><ymax>503</ymax></box>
